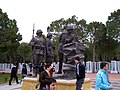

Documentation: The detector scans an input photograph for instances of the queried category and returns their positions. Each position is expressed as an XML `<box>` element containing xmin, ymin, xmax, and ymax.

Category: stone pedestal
<box><xmin>55</xmin><ymin>64</ymin><xmax>76</xmax><ymax>80</ymax></box>
<box><xmin>22</xmin><ymin>77</ymin><xmax>92</xmax><ymax>90</ymax></box>
<box><xmin>22</xmin><ymin>77</ymin><xmax>38</xmax><ymax>90</ymax></box>
<box><xmin>56</xmin><ymin>78</ymin><xmax>91</xmax><ymax>90</ymax></box>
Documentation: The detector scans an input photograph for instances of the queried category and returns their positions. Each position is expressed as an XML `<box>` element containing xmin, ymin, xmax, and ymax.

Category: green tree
<box><xmin>106</xmin><ymin>9</ymin><xmax>120</xmax><ymax>40</ymax></box>
<box><xmin>87</xmin><ymin>22</ymin><xmax>106</xmax><ymax>61</ymax></box>
<box><xmin>0</xmin><ymin>8</ymin><xmax>22</xmax><ymax>63</ymax></box>
<box><xmin>87</xmin><ymin>22</ymin><xmax>108</xmax><ymax>72</ymax></box>
<box><xmin>16</xmin><ymin>42</ymin><xmax>32</xmax><ymax>63</ymax></box>
<box><xmin>106</xmin><ymin>9</ymin><xmax>120</xmax><ymax>60</ymax></box>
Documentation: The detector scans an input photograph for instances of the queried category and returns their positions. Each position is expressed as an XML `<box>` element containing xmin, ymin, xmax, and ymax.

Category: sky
<box><xmin>0</xmin><ymin>0</ymin><xmax>120</xmax><ymax>43</ymax></box>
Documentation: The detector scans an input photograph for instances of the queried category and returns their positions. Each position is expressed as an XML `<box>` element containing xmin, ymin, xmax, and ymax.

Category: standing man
<box><xmin>57</xmin><ymin>25</ymin><xmax>75</xmax><ymax>74</ymax></box>
<box><xmin>45</xmin><ymin>33</ymin><xmax>55</xmax><ymax>64</ymax></box>
<box><xmin>95</xmin><ymin>62</ymin><xmax>112</xmax><ymax>90</ymax></box>
<box><xmin>74</xmin><ymin>56</ymin><xmax>85</xmax><ymax>90</ymax></box>
<box><xmin>29</xmin><ymin>29</ymin><xmax>45</xmax><ymax>77</ymax></box>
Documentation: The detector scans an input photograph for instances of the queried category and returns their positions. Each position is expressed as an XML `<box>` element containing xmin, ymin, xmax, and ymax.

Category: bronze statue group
<box><xmin>29</xmin><ymin>24</ymin><xmax>86</xmax><ymax>90</ymax></box>
<box><xmin>29</xmin><ymin>29</ymin><xmax>55</xmax><ymax>77</ymax></box>
<box><xmin>29</xmin><ymin>25</ymin><xmax>77</xmax><ymax>77</ymax></box>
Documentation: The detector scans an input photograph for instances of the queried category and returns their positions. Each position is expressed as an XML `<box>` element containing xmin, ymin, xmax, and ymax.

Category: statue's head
<box><xmin>36</xmin><ymin>29</ymin><xmax>43</xmax><ymax>36</ymax></box>
<box><xmin>66</xmin><ymin>25</ymin><xmax>74</xmax><ymax>33</ymax></box>
<box><xmin>47</xmin><ymin>33</ymin><xmax>52</xmax><ymax>39</ymax></box>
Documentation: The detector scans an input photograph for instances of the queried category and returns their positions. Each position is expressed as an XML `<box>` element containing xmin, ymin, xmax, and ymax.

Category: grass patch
<box><xmin>0</xmin><ymin>72</ymin><xmax>21</xmax><ymax>84</ymax></box>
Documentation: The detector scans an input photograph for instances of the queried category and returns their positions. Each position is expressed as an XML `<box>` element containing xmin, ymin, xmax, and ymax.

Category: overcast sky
<box><xmin>0</xmin><ymin>0</ymin><xmax>120</xmax><ymax>43</ymax></box>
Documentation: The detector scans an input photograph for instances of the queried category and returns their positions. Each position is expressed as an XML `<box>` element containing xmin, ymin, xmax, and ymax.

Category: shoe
<box><xmin>9</xmin><ymin>84</ymin><xmax>12</xmax><ymax>85</ymax></box>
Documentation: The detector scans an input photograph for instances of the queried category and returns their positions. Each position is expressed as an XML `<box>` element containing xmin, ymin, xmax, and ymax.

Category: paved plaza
<box><xmin>0</xmin><ymin>70</ymin><xmax>120</xmax><ymax>90</ymax></box>
<box><xmin>87</xmin><ymin>73</ymin><xmax>120</xmax><ymax>90</ymax></box>
<box><xmin>0</xmin><ymin>83</ymin><xmax>22</xmax><ymax>90</ymax></box>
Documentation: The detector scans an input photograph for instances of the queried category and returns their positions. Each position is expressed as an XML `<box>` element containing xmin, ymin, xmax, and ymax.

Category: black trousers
<box><xmin>9</xmin><ymin>75</ymin><xmax>19</xmax><ymax>85</ymax></box>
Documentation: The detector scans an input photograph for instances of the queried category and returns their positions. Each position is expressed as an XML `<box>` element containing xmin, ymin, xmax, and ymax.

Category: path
<box><xmin>1</xmin><ymin>70</ymin><xmax>120</xmax><ymax>90</ymax></box>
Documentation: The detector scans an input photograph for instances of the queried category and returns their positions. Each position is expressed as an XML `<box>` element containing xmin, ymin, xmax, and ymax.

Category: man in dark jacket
<box><xmin>9</xmin><ymin>64</ymin><xmax>19</xmax><ymax>85</ymax></box>
<box><xmin>75</xmin><ymin>56</ymin><xmax>85</xmax><ymax>90</ymax></box>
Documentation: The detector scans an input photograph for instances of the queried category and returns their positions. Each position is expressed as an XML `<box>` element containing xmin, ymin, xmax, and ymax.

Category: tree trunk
<box><xmin>93</xmin><ymin>42</ymin><xmax>96</xmax><ymax>73</ymax></box>
<box><xmin>7</xmin><ymin>55</ymin><xmax>12</xmax><ymax>68</ymax></box>
<box><xmin>102</xmin><ymin>52</ymin><xmax>105</xmax><ymax>61</ymax></box>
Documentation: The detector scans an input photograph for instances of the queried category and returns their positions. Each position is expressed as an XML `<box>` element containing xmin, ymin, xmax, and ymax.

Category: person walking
<box><xmin>95</xmin><ymin>62</ymin><xmax>113</xmax><ymax>90</ymax></box>
<box><xmin>75</xmin><ymin>56</ymin><xmax>85</xmax><ymax>90</ymax></box>
<box><xmin>9</xmin><ymin>63</ymin><xmax>19</xmax><ymax>85</ymax></box>
<box><xmin>20</xmin><ymin>63</ymin><xmax>27</xmax><ymax>84</ymax></box>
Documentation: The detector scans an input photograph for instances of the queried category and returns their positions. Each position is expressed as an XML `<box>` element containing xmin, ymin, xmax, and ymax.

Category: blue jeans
<box><xmin>22</xmin><ymin>74</ymin><xmax>27</xmax><ymax>78</ymax></box>
<box><xmin>20</xmin><ymin>74</ymin><xmax>27</xmax><ymax>84</ymax></box>
<box><xmin>76</xmin><ymin>78</ymin><xmax>84</xmax><ymax>90</ymax></box>
<box><xmin>42</xmin><ymin>87</ymin><xmax>47</xmax><ymax>90</ymax></box>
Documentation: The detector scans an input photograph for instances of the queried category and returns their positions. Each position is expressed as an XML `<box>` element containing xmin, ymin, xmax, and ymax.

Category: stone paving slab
<box><xmin>0</xmin><ymin>83</ymin><xmax>22</xmax><ymax>90</ymax></box>
<box><xmin>86</xmin><ymin>73</ymin><xmax>120</xmax><ymax>80</ymax></box>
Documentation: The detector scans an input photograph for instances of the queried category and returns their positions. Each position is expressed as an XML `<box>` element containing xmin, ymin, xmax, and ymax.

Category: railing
<box><xmin>86</xmin><ymin>60</ymin><xmax>120</xmax><ymax>73</ymax></box>
<box><xmin>0</xmin><ymin>63</ymin><xmax>30</xmax><ymax>72</ymax></box>
<box><xmin>0</xmin><ymin>60</ymin><xmax>120</xmax><ymax>73</ymax></box>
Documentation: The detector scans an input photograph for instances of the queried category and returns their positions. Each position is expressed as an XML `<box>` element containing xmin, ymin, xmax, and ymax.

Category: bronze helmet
<box><xmin>36</xmin><ymin>29</ymin><xmax>43</xmax><ymax>34</ymax></box>
<box><xmin>66</xmin><ymin>25</ymin><xmax>74</xmax><ymax>30</ymax></box>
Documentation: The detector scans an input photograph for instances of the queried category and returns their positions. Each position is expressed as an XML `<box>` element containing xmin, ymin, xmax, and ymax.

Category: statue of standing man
<box><xmin>45</xmin><ymin>33</ymin><xmax>55</xmax><ymax>64</ymax></box>
<box><xmin>57</xmin><ymin>25</ymin><xmax>75</xmax><ymax>74</ymax></box>
<box><xmin>29</xmin><ymin>29</ymin><xmax>45</xmax><ymax>77</ymax></box>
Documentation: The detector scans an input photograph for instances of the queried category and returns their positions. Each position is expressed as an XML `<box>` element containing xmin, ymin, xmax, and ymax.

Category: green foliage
<box><xmin>106</xmin><ymin>9</ymin><xmax>120</xmax><ymax>40</ymax></box>
<box><xmin>87</xmin><ymin>22</ymin><xmax>107</xmax><ymax>61</ymax></box>
<box><xmin>16</xmin><ymin>42</ymin><xmax>32</xmax><ymax>63</ymax></box>
<box><xmin>0</xmin><ymin>8</ymin><xmax>22</xmax><ymax>63</ymax></box>
<box><xmin>106</xmin><ymin>9</ymin><xmax>120</xmax><ymax>60</ymax></box>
